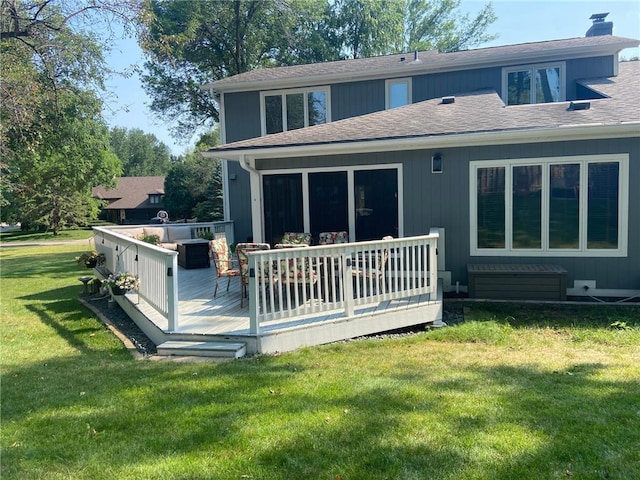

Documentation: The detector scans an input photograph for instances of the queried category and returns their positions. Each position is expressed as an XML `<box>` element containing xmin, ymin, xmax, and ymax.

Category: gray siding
<box><xmin>224</xmin><ymin>91</ymin><xmax>261</xmax><ymax>142</ymax></box>
<box><xmin>223</xmin><ymin>54</ymin><xmax>626</xmax><ymax>261</ymax></box>
<box><xmin>331</xmin><ymin>80</ymin><xmax>385</xmax><ymax>121</ymax></box>
<box><xmin>253</xmin><ymin>137</ymin><xmax>639</xmax><ymax>291</ymax></box>
<box><xmin>224</xmin><ymin>91</ymin><xmax>262</xmax><ymax>244</ymax></box>
<box><xmin>565</xmin><ymin>56</ymin><xmax>615</xmax><ymax>100</ymax></box>
<box><xmin>412</xmin><ymin>66</ymin><xmax>502</xmax><ymax>102</ymax></box>
<box><xmin>227</xmin><ymin>162</ymin><xmax>252</xmax><ymax>244</ymax></box>
<box><xmin>403</xmin><ymin>137</ymin><xmax>640</xmax><ymax>291</ymax></box>
<box><xmin>223</xmin><ymin>55</ymin><xmax>618</xmax><ymax>144</ymax></box>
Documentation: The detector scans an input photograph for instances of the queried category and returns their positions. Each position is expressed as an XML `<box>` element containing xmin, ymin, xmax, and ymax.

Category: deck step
<box><xmin>157</xmin><ymin>341</ymin><xmax>247</xmax><ymax>358</ymax></box>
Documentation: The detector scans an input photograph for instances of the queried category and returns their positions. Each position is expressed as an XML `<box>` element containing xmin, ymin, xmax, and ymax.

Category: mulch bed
<box><xmin>81</xmin><ymin>293</ymin><xmax>157</xmax><ymax>356</ymax></box>
<box><xmin>80</xmin><ymin>291</ymin><xmax>466</xmax><ymax>358</ymax></box>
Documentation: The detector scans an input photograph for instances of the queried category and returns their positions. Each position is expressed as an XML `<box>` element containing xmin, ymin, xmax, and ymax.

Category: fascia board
<box><xmin>203</xmin><ymin>123</ymin><xmax>640</xmax><ymax>161</ymax></box>
<box><xmin>205</xmin><ymin>40</ymin><xmax>638</xmax><ymax>94</ymax></box>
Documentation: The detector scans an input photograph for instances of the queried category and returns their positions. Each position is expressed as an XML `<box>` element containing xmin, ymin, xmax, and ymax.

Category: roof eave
<box><xmin>205</xmin><ymin>38</ymin><xmax>638</xmax><ymax>94</ymax></box>
<box><xmin>203</xmin><ymin>123</ymin><xmax>640</xmax><ymax>161</ymax></box>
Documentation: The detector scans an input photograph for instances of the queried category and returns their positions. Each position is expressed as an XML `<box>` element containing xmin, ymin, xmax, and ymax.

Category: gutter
<box><xmin>202</xmin><ymin>122</ymin><xmax>640</xmax><ymax>162</ymax></box>
<box><xmin>238</xmin><ymin>154</ymin><xmax>259</xmax><ymax>175</ymax></box>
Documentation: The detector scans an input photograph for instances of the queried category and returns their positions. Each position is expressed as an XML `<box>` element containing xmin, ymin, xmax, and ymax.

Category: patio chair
<box><xmin>352</xmin><ymin>236</ymin><xmax>393</xmax><ymax>296</ymax></box>
<box><xmin>211</xmin><ymin>237</ymin><xmax>241</xmax><ymax>298</ymax></box>
<box><xmin>280</xmin><ymin>232</ymin><xmax>312</xmax><ymax>246</ymax></box>
<box><xmin>236</xmin><ymin>242</ymin><xmax>272</xmax><ymax>307</ymax></box>
<box><xmin>318</xmin><ymin>231</ymin><xmax>349</xmax><ymax>245</ymax></box>
<box><xmin>273</xmin><ymin>250</ymin><xmax>319</xmax><ymax>306</ymax></box>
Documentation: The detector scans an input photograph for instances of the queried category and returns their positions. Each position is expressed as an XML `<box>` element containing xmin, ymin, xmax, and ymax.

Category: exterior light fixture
<box><xmin>432</xmin><ymin>153</ymin><xmax>443</xmax><ymax>173</ymax></box>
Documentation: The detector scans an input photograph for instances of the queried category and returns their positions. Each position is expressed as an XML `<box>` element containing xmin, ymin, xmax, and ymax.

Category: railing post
<box><xmin>430</xmin><ymin>237</ymin><xmax>438</xmax><ymax>295</ymax></box>
<box><xmin>343</xmin><ymin>253</ymin><xmax>354</xmax><ymax>317</ymax></box>
<box><xmin>166</xmin><ymin>255</ymin><xmax>179</xmax><ymax>332</ymax></box>
<box><xmin>248</xmin><ymin>256</ymin><xmax>260</xmax><ymax>334</ymax></box>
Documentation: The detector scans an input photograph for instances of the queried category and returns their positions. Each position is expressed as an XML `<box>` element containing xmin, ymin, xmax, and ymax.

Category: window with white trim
<box><xmin>470</xmin><ymin>155</ymin><xmax>628</xmax><ymax>257</ymax></box>
<box><xmin>386</xmin><ymin>78</ymin><xmax>411</xmax><ymax>109</ymax></box>
<box><xmin>261</xmin><ymin>87</ymin><xmax>330</xmax><ymax>135</ymax></box>
<box><xmin>502</xmin><ymin>62</ymin><xmax>565</xmax><ymax>105</ymax></box>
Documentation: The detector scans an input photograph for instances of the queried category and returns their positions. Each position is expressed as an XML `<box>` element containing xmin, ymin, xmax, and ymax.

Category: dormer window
<box><xmin>502</xmin><ymin>62</ymin><xmax>565</xmax><ymax>105</ymax></box>
<box><xmin>149</xmin><ymin>194</ymin><xmax>162</xmax><ymax>205</ymax></box>
<box><xmin>386</xmin><ymin>78</ymin><xmax>411</xmax><ymax>109</ymax></box>
<box><xmin>261</xmin><ymin>87</ymin><xmax>330</xmax><ymax>135</ymax></box>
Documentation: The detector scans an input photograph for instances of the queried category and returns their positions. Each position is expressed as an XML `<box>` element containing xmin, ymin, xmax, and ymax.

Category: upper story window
<box><xmin>502</xmin><ymin>62</ymin><xmax>565</xmax><ymax>105</ymax></box>
<box><xmin>261</xmin><ymin>87</ymin><xmax>330</xmax><ymax>135</ymax></box>
<box><xmin>386</xmin><ymin>78</ymin><xmax>411</xmax><ymax>109</ymax></box>
<box><xmin>149</xmin><ymin>194</ymin><xmax>162</xmax><ymax>205</ymax></box>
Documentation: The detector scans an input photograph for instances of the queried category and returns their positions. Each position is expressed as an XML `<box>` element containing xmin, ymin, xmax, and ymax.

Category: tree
<box><xmin>139</xmin><ymin>0</ymin><xmax>338</xmax><ymax>137</ymax></box>
<box><xmin>109</xmin><ymin>127</ymin><xmax>173</xmax><ymax>176</ymax></box>
<box><xmin>10</xmin><ymin>89</ymin><xmax>121</xmax><ymax>233</ymax></box>
<box><xmin>403</xmin><ymin>0</ymin><xmax>497</xmax><ymax>53</ymax></box>
<box><xmin>140</xmin><ymin>0</ymin><xmax>496</xmax><ymax>137</ymax></box>
<box><xmin>163</xmin><ymin>129</ymin><xmax>223</xmax><ymax>222</ymax></box>
<box><xmin>0</xmin><ymin>0</ymin><xmax>138</xmax><ymax>231</ymax></box>
<box><xmin>332</xmin><ymin>0</ymin><xmax>405</xmax><ymax>59</ymax></box>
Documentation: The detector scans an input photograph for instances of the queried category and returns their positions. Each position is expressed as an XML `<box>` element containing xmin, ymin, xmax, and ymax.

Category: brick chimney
<box><xmin>586</xmin><ymin>12</ymin><xmax>613</xmax><ymax>37</ymax></box>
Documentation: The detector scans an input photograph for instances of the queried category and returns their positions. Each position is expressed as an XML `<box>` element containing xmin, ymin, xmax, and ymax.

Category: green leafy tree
<box><xmin>139</xmin><ymin>0</ymin><xmax>338</xmax><ymax>137</ymax></box>
<box><xmin>109</xmin><ymin>127</ymin><xmax>172</xmax><ymax>176</ymax></box>
<box><xmin>163</xmin><ymin>129</ymin><xmax>223</xmax><ymax>222</ymax></box>
<box><xmin>11</xmin><ymin>89</ymin><xmax>121</xmax><ymax>233</ymax></box>
<box><xmin>0</xmin><ymin>0</ymin><xmax>139</xmax><ymax>231</ymax></box>
<box><xmin>403</xmin><ymin>0</ymin><xmax>497</xmax><ymax>53</ymax></box>
<box><xmin>140</xmin><ymin>0</ymin><xmax>495</xmax><ymax>137</ymax></box>
<box><xmin>332</xmin><ymin>0</ymin><xmax>405</xmax><ymax>59</ymax></box>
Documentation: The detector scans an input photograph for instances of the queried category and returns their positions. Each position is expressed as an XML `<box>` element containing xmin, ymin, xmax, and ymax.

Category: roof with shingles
<box><xmin>207</xmin><ymin>61</ymin><xmax>639</xmax><ymax>158</ymax></box>
<box><xmin>207</xmin><ymin>35</ymin><xmax>638</xmax><ymax>92</ymax></box>
<box><xmin>92</xmin><ymin>176</ymin><xmax>165</xmax><ymax>210</ymax></box>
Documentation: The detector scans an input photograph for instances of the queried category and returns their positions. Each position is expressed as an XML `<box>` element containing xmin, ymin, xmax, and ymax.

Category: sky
<box><xmin>102</xmin><ymin>0</ymin><xmax>640</xmax><ymax>156</ymax></box>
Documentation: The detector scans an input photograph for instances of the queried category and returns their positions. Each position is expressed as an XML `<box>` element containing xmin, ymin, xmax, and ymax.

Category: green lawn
<box><xmin>2</xmin><ymin>245</ymin><xmax>639</xmax><ymax>480</ymax></box>
<box><xmin>0</xmin><ymin>228</ymin><xmax>95</xmax><ymax>243</ymax></box>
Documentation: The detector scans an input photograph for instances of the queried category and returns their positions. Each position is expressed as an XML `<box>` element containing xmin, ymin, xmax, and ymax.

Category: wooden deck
<box><xmin>118</xmin><ymin>260</ymin><xmax>443</xmax><ymax>356</ymax></box>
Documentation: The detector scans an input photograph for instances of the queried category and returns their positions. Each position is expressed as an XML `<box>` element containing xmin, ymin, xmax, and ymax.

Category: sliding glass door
<box><xmin>354</xmin><ymin>169</ymin><xmax>398</xmax><ymax>241</ymax></box>
<box><xmin>262</xmin><ymin>166</ymin><xmax>399</xmax><ymax>245</ymax></box>
<box><xmin>309</xmin><ymin>171</ymin><xmax>348</xmax><ymax>240</ymax></box>
<box><xmin>263</xmin><ymin>173</ymin><xmax>303</xmax><ymax>245</ymax></box>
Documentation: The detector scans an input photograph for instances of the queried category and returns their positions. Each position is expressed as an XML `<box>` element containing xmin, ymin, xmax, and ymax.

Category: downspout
<box><xmin>238</xmin><ymin>154</ymin><xmax>264</xmax><ymax>242</ymax></box>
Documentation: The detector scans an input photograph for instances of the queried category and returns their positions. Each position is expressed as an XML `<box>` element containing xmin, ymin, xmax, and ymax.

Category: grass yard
<box><xmin>1</xmin><ymin>245</ymin><xmax>639</xmax><ymax>480</ymax></box>
<box><xmin>0</xmin><ymin>228</ymin><xmax>95</xmax><ymax>243</ymax></box>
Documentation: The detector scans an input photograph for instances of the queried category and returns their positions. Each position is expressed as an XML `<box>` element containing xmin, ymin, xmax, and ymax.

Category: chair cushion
<box><xmin>167</xmin><ymin>226</ymin><xmax>192</xmax><ymax>242</ymax></box>
<box><xmin>236</xmin><ymin>243</ymin><xmax>271</xmax><ymax>285</ymax></box>
<box><xmin>120</xmin><ymin>227</ymin><xmax>145</xmax><ymax>239</ymax></box>
<box><xmin>281</xmin><ymin>232</ymin><xmax>312</xmax><ymax>245</ymax></box>
<box><xmin>318</xmin><ymin>231</ymin><xmax>349</xmax><ymax>245</ymax></box>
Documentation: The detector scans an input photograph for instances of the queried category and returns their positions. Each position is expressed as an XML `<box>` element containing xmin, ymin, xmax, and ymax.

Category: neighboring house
<box><xmin>204</xmin><ymin>14</ymin><xmax>640</xmax><ymax>298</ymax></box>
<box><xmin>93</xmin><ymin>176</ymin><xmax>165</xmax><ymax>224</ymax></box>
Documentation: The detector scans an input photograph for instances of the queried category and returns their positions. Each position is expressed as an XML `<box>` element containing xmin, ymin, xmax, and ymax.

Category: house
<box><xmin>203</xmin><ymin>13</ymin><xmax>640</xmax><ymax>300</ymax></box>
<box><xmin>93</xmin><ymin>176</ymin><xmax>166</xmax><ymax>224</ymax></box>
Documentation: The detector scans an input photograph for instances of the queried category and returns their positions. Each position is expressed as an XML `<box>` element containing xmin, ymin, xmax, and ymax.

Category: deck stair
<box><xmin>156</xmin><ymin>340</ymin><xmax>247</xmax><ymax>359</ymax></box>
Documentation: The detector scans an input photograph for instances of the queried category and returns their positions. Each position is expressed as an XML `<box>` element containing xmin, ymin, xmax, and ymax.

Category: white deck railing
<box><xmin>245</xmin><ymin>229</ymin><xmax>439</xmax><ymax>334</ymax></box>
<box><xmin>93</xmin><ymin>224</ymin><xmax>438</xmax><ymax>335</ymax></box>
<box><xmin>93</xmin><ymin>226</ymin><xmax>179</xmax><ymax>330</ymax></box>
<box><xmin>92</xmin><ymin>221</ymin><xmax>233</xmax><ymax>331</ymax></box>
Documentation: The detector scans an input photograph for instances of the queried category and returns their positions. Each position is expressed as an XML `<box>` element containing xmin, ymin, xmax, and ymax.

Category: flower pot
<box><xmin>111</xmin><ymin>286</ymin><xmax>126</xmax><ymax>296</ymax></box>
<box><xmin>85</xmin><ymin>259</ymin><xmax>98</xmax><ymax>268</ymax></box>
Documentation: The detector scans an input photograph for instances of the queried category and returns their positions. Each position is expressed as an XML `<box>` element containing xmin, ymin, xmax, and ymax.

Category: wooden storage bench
<box><xmin>467</xmin><ymin>264</ymin><xmax>567</xmax><ymax>301</ymax></box>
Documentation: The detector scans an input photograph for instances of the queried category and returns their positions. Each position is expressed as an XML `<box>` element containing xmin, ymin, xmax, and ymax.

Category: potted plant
<box><xmin>197</xmin><ymin>231</ymin><xmax>214</xmax><ymax>241</ymax></box>
<box><xmin>103</xmin><ymin>272</ymin><xmax>140</xmax><ymax>295</ymax></box>
<box><xmin>75</xmin><ymin>251</ymin><xmax>106</xmax><ymax>268</ymax></box>
<box><xmin>138</xmin><ymin>234</ymin><xmax>160</xmax><ymax>245</ymax></box>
